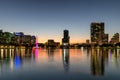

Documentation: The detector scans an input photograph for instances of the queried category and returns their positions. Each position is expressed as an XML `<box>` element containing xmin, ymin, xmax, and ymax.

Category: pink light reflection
<box><xmin>35</xmin><ymin>49</ymin><xmax>39</xmax><ymax>61</ymax></box>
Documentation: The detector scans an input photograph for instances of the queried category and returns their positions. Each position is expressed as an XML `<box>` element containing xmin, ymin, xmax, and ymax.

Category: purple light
<box><xmin>32</xmin><ymin>36</ymin><xmax>35</xmax><ymax>39</ymax></box>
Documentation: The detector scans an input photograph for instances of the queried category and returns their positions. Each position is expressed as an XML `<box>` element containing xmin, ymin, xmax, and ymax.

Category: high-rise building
<box><xmin>0</xmin><ymin>29</ymin><xmax>3</xmax><ymax>43</ymax></box>
<box><xmin>103</xmin><ymin>34</ymin><xmax>109</xmax><ymax>44</ymax></box>
<box><xmin>110</xmin><ymin>33</ymin><xmax>119</xmax><ymax>44</ymax></box>
<box><xmin>0</xmin><ymin>29</ymin><xmax>3</xmax><ymax>33</ymax></box>
<box><xmin>90</xmin><ymin>22</ymin><xmax>105</xmax><ymax>45</ymax></box>
<box><xmin>62</xmin><ymin>29</ymin><xmax>70</xmax><ymax>48</ymax></box>
<box><xmin>14</xmin><ymin>32</ymin><xmax>24</xmax><ymax>45</ymax></box>
<box><xmin>31</xmin><ymin>36</ymin><xmax>36</xmax><ymax>45</ymax></box>
<box><xmin>0</xmin><ymin>31</ymin><xmax>14</xmax><ymax>44</ymax></box>
<box><xmin>24</xmin><ymin>35</ymin><xmax>31</xmax><ymax>45</ymax></box>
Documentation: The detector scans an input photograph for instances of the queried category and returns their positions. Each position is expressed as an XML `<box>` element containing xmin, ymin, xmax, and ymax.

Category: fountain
<box><xmin>36</xmin><ymin>36</ymin><xmax>39</xmax><ymax>48</ymax></box>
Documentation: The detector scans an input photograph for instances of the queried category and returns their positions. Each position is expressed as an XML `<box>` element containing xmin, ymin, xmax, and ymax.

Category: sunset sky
<box><xmin>0</xmin><ymin>0</ymin><xmax>120</xmax><ymax>43</ymax></box>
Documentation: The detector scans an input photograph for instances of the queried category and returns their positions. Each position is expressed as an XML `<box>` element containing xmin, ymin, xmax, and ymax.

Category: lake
<box><xmin>0</xmin><ymin>47</ymin><xmax>120</xmax><ymax>80</ymax></box>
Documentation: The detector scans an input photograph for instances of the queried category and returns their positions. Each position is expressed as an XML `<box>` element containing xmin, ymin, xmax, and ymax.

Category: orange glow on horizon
<box><xmin>38</xmin><ymin>37</ymin><xmax>88</xmax><ymax>44</ymax></box>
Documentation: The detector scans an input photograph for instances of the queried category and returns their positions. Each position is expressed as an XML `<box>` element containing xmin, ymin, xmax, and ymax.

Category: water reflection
<box><xmin>35</xmin><ymin>48</ymin><xmax>39</xmax><ymax>61</ymax></box>
<box><xmin>14</xmin><ymin>54</ymin><xmax>22</xmax><ymax>69</ymax></box>
<box><xmin>109</xmin><ymin>48</ymin><xmax>120</xmax><ymax>68</ymax></box>
<box><xmin>32</xmin><ymin>48</ymin><xmax>41</xmax><ymax>61</ymax></box>
<box><xmin>47</xmin><ymin>48</ymin><xmax>55</xmax><ymax>62</ymax></box>
<box><xmin>0</xmin><ymin>47</ymin><xmax>32</xmax><ymax>72</ymax></box>
<box><xmin>91</xmin><ymin>48</ymin><xmax>105</xmax><ymax>76</ymax></box>
<box><xmin>0</xmin><ymin>47</ymin><xmax>120</xmax><ymax>79</ymax></box>
<box><xmin>13</xmin><ymin>47</ymin><xmax>22</xmax><ymax>69</ymax></box>
<box><xmin>62</xmin><ymin>49</ymin><xmax>69</xmax><ymax>72</ymax></box>
<box><xmin>90</xmin><ymin>48</ymin><xmax>120</xmax><ymax>76</ymax></box>
<box><xmin>0</xmin><ymin>49</ymin><xmax>13</xmax><ymax>60</ymax></box>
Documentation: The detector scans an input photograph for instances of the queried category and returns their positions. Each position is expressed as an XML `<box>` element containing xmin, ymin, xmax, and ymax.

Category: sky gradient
<box><xmin>0</xmin><ymin>0</ymin><xmax>120</xmax><ymax>43</ymax></box>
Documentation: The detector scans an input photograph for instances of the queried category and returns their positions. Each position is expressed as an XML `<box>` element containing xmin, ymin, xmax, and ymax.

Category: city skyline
<box><xmin>0</xmin><ymin>0</ymin><xmax>120</xmax><ymax>43</ymax></box>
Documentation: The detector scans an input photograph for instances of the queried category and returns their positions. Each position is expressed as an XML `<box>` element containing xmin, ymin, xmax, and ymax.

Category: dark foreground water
<box><xmin>0</xmin><ymin>47</ymin><xmax>120</xmax><ymax>80</ymax></box>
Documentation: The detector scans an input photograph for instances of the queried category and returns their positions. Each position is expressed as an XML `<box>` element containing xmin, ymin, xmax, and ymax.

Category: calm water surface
<box><xmin>0</xmin><ymin>47</ymin><xmax>120</xmax><ymax>80</ymax></box>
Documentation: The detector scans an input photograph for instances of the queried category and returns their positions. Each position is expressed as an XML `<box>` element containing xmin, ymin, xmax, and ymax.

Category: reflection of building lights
<box><xmin>109</xmin><ymin>50</ymin><xmax>116</xmax><ymax>63</ymax></box>
<box><xmin>63</xmin><ymin>49</ymin><xmax>66</xmax><ymax>60</ymax></box>
<box><xmin>62</xmin><ymin>49</ymin><xmax>69</xmax><ymax>72</ymax></box>
<box><xmin>117</xmin><ymin>49</ymin><xmax>120</xmax><ymax>55</ymax></box>
<box><xmin>1</xmin><ymin>49</ymin><xmax>3</xmax><ymax>59</ymax></box>
<box><xmin>35</xmin><ymin>49</ymin><xmax>39</xmax><ymax>61</ymax></box>
<box><xmin>81</xmin><ymin>47</ymin><xmax>84</xmax><ymax>54</ymax></box>
<box><xmin>10</xmin><ymin>58</ymin><xmax>14</xmax><ymax>70</ymax></box>
<box><xmin>110</xmin><ymin>50</ymin><xmax>112</xmax><ymax>60</ymax></box>
<box><xmin>9</xmin><ymin>49</ymin><xmax>12</xmax><ymax>58</ymax></box>
<box><xmin>91</xmin><ymin>50</ymin><xmax>104</xmax><ymax>76</ymax></box>
<box><xmin>14</xmin><ymin>55</ymin><xmax>21</xmax><ymax>68</ymax></box>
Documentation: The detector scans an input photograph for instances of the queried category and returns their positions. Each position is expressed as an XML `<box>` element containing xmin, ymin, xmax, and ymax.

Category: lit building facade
<box><xmin>0</xmin><ymin>31</ymin><xmax>14</xmax><ymax>44</ymax></box>
<box><xmin>0</xmin><ymin>30</ymin><xmax>36</xmax><ymax>46</ymax></box>
<box><xmin>110</xmin><ymin>33</ymin><xmax>119</xmax><ymax>44</ymax></box>
<box><xmin>90</xmin><ymin>22</ymin><xmax>105</xmax><ymax>45</ymax></box>
<box><xmin>103</xmin><ymin>34</ymin><xmax>109</xmax><ymax>44</ymax></box>
<box><xmin>31</xmin><ymin>36</ymin><xmax>36</xmax><ymax>45</ymax></box>
<box><xmin>14</xmin><ymin>32</ymin><xmax>24</xmax><ymax>45</ymax></box>
<box><xmin>24</xmin><ymin>35</ymin><xmax>32</xmax><ymax>45</ymax></box>
<box><xmin>4</xmin><ymin>32</ymin><xmax>14</xmax><ymax>44</ymax></box>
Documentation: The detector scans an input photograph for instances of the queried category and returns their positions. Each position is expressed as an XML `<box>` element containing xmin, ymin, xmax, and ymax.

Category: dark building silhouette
<box><xmin>62</xmin><ymin>29</ymin><xmax>70</xmax><ymax>48</ymax></box>
<box><xmin>90</xmin><ymin>22</ymin><xmax>105</xmax><ymax>45</ymax></box>
<box><xmin>47</xmin><ymin>39</ymin><xmax>55</xmax><ymax>48</ymax></box>
<box><xmin>0</xmin><ymin>29</ymin><xmax>2</xmax><ymax>33</ymax></box>
<box><xmin>45</xmin><ymin>39</ymin><xmax>60</xmax><ymax>48</ymax></box>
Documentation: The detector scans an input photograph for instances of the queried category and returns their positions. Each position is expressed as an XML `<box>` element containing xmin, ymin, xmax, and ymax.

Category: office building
<box><xmin>0</xmin><ymin>29</ymin><xmax>3</xmax><ymax>43</ymax></box>
<box><xmin>14</xmin><ymin>32</ymin><xmax>24</xmax><ymax>45</ymax></box>
<box><xmin>24</xmin><ymin>35</ymin><xmax>32</xmax><ymax>45</ymax></box>
<box><xmin>103</xmin><ymin>34</ymin><xmax>109</xmax><ymax>44</ymax></box>
<box><xmin>31</xmin><ymin>36</ymin><xmax>36</xmax><ymax>45</ymax></box>
<box><xmin>62</xmin><ymin>29</ymin><xmax>70</xmax><ymax>48</ymax></box>
<box><xmin>90</xmin><ymin>22</ymin><xmax>104</xmax><ymax>45</ymax></box>
<box><xmin>46</xmin><ymin>39</ymin><xmax>60</xmax><ymax>48</ymax></box>
<box><xmin>0</xmin><ymin>32</ymin><xmax>13</xmax><ymax>44</ymax></box>
<box><xmin>47</xmin><ymin>39</ymin><xmax>55</xmax><ymax>47</ymax></box>
<box><xmin>110</xmin><ymin>33</ymin><xmax>119</xmax><ymax>44</ymax></box>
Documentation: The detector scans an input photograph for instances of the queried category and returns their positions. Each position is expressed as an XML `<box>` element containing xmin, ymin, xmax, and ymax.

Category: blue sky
<box><xmin>0</xmin><ymin>0</ymin><xmax>120</xmax><ymax>43</ymax></box>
